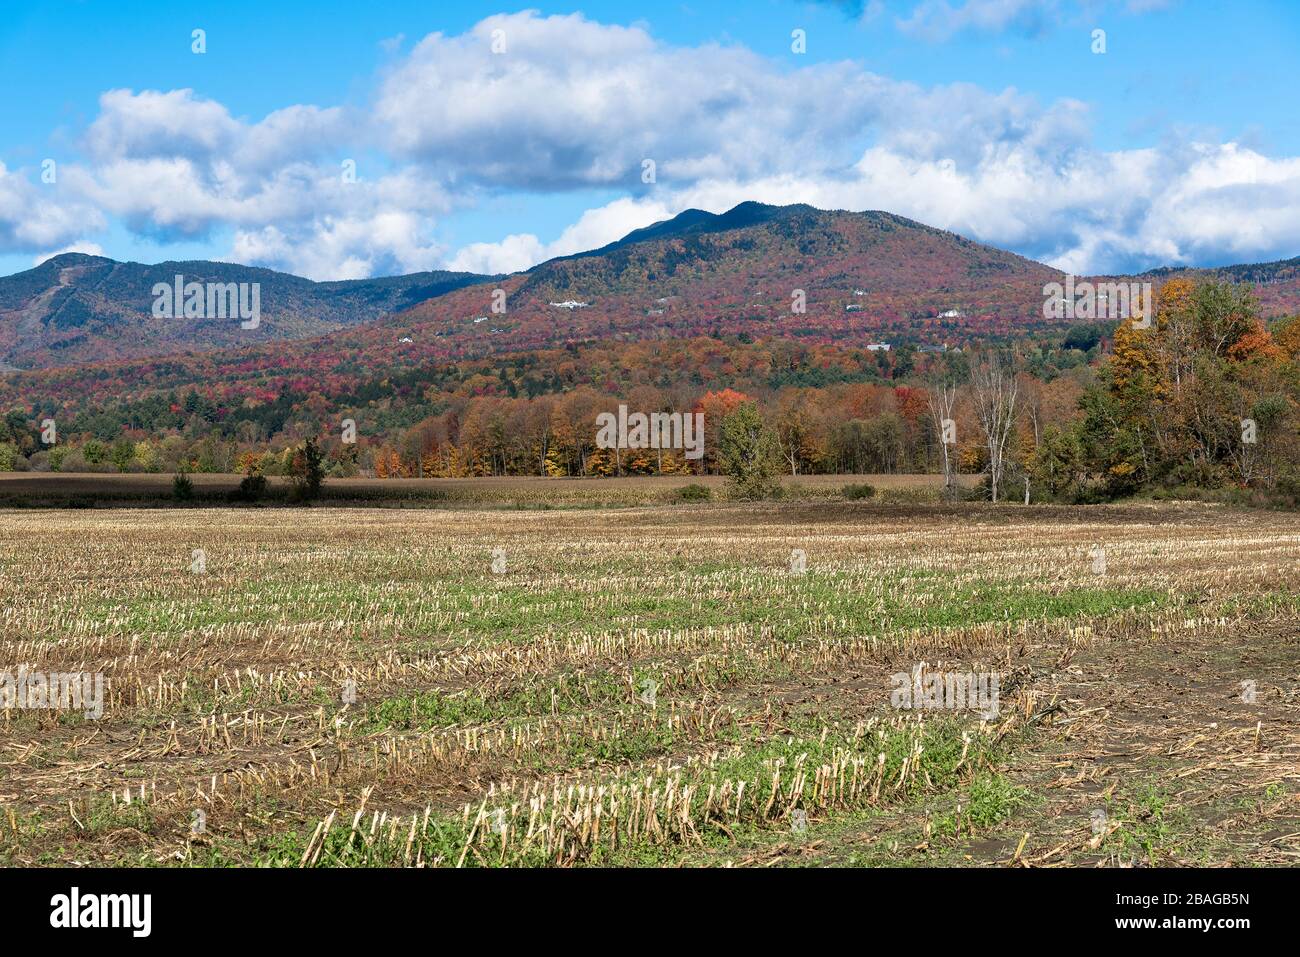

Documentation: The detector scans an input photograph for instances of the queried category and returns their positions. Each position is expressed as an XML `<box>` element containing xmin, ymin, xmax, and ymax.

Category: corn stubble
<box><xmin>0</xmin><ymin>500</ymin><xmax>1295</xmax><ymax>866</ymax></box>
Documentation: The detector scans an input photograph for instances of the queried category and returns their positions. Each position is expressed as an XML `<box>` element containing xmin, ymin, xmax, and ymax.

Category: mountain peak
<box><xmin>37</xmin><ymin>251</ymin><xmax>116</xmax><ymax>269</ymax></box>
<box><xmin>575</xmin><ymin>202</ymin><xmax>947</xmax><ymax>265</ymax></box>
<box><xmin>623</xmin><ymin>201</ymin><xmax>811</xmax><ymax>243</ymax></box>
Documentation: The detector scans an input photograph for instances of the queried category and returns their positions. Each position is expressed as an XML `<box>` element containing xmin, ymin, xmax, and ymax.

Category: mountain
<box><xmin>0</xmin><ymin>253</ymin><xmax>492</xmax><ymax>370</ymax></box>
<box><xmin>568</xmin><ymin>201</ymin><xmax>807</xmax><ymax>255</ymax></box>
<box><xmin>1139</xmin><ymin>255</ymin><xmax>1300</xmax><ymax>316</ymax></box>
<box><xmin>392</xmin><ymin>202</ymin><xmax>1064</xmax><ymax>357</ymax></box>
<box><xmin>4</xmin><ymin>203</ymin><xmax>1299</xmax><ymax>420</ymax></box>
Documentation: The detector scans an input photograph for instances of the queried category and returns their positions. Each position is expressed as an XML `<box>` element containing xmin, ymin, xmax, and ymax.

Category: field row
<box><xmin>0</xmin><ymin>502</ymin><xmax>1295</xmax><ymax>866</ymax></box>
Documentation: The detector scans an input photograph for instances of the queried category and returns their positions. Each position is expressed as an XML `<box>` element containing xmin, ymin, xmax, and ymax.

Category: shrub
<box><xmin>228</xmin><ymin>473</ymin><xmax>268</xmax><ymax>503</ymax></box>
<box><xmin>57</xmin><ymin>450</ymin><xmax>88</xmax><ymax>473</ymax></box>
<box><xmin>172</xmin><ymin>472</ymin><xmax>194</xmax><ymax>502</ymax></box>
<box><xmin>81</xmin><ymin>439</ymin><xmax>107</xmax><ymax>466</ymax></box>
<box><xmin>288</xmin><ymin>439</ymin><xmax>325</xmax><ymax>503</ymax></box>
<box><xmin>841</xmin><ymin>482</ymin><xmax>876</xmax><ymax>500</ymax></box>
<box><xmin>677</xmin><ymin>483</ymin><xmax>712</xmax><ymax>502</ymax></box>
<box><xmin>718</xmin><ymin>402</ymin><xmax>781</xmax><ymax>501</ymax></box>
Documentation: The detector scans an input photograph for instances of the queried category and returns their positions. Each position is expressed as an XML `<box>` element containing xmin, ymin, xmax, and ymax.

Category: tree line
<box><xmin>3</xmin><ymin>278</ymin><xmax>1295</xmax><ymax>504</ymax></box>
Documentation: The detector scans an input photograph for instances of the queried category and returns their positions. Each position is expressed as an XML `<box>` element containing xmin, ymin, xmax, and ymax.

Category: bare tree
<box><xmin>1018</xmin><ymin>372</ymin><xmax>1042</xmax><ymax>448</ymax></box>
<box><xmin>970</xmin><ymin>352</ymin><xmax>1020</xmax><ymax>502</ymax></box>
<box><xmin>926</xmin><ymin>382</ymin><xmax>958</xmax><ymax>500</ymax></box>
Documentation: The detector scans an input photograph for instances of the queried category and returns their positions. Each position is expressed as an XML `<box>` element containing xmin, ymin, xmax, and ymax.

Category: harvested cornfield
<box><xmin>0</xmin><ymin>500</ymin><xmax>1296</xmax><ymax>867</ymax></box>
<box><xmin>0</xmin><ymin>472</ymin><xmax>973</xmax><ymax>508</ymax></box>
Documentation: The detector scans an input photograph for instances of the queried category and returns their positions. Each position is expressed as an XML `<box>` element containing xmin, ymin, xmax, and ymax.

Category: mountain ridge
<box><xmin>3</xmin><ymin>203</ymin><xmax>1300</xmax><ymax>416</ymax></box>
<box><xmin>0</xmin><ymin>253</ymin><xmax>494</xmax><ymax>370</ymax></box>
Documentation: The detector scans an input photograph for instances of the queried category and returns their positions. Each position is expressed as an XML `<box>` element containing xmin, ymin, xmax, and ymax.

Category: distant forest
<box><xmin>2</xmin><ymin>278</ymin><xmax>1297</xmax><ymax>504</ymax></box>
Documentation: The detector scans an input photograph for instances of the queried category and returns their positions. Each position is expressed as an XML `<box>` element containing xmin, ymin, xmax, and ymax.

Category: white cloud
<box><xmin>85</xmin><ymin>89</ymin><xmax>241</xmax><ymax>162</ymax></box>
<box><xmin>446</xmin><ymin>233</ymin><xmax>545</xmax><ymax>275</ymax></box>
<box><xmin>232</xmin><ymin>211</ymin><xmax>445</xmax><ymax>281</ymax></box>
<box><xmin>32</xmin><ymin>241</ymin><xmax>105</xmax><ymax>266</ymax></box>
<box><xmin>61</xmin><ymin>88</ymin><xmax>450</xmax><ymax>277</ymax></box>
<box><xmin>415</xmin><ymin>11</ymin><xmax>1299</xmax><ymax>276</ymax></box>
<box><xmin>75</xmin><ymin>89</ymin><xmax>375</xmax><ymax>239</ymax></box>
<box><xmin>484</xmin><ymin>137</ymin><xmax>1300</xmax><ymax>277</ymax></box>
<box><xmin>0</xmin><ymin>162</ymin><xmax>104</xmax><ymax>254</ymax></box>
<box><xmin>85</xmin><ymin>89</ymin><xmax>348</xmax><ymax>172</ymax></box>
<box><xmin>375</xmin><ymin>12</ymin><xmax>894</xmax><ymax>189</ymax></box>
<box><xmin>447</xmin><ymin>197</ymin><xmax>675</xmax><ymax>273</ymax></box>
<box><xmin>5</xmin><ymin>8</ymin><xmax>1292</xmax><ymax>280</ymax></box>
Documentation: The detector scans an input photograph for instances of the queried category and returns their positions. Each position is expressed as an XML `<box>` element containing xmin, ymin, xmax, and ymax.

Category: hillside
<box><xmin>1141</xmin><ymin>255</ymin><xmax>1300</xmax><ymax>316</ymax></box>
<box><xmin>0</xmin><ymin>253</ymin><xmax>491</xmax><ymax>370</ymax></box>
<box><xmin>341</xmin><ymin>203</ymin><xmax>1300</xmax><ymax>358</ymax></box>
<box><xmin>3</xmin><ymin>203</ymin><xmax>1298</xmax><ymax>423</ymax></box>
<box><xmin>404</xmin><ymin>202</ymin><xmax>1064</xmax><ymax>353</ymax></box>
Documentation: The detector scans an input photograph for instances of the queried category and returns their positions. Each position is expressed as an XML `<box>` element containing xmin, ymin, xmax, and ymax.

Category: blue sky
<box><xmin>2</xmin><ymin>0</ymin><xmax>1298</xmax><ymax>279</ymax></box>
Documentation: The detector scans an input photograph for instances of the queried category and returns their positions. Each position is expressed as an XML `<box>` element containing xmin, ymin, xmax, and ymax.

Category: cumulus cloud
<box><xmin>85</xmin><ymin>89</ymin><xmax>348</xmax><ymax>172</ymax></box>
<box><xmin>448</xmin><ymin>197</ymin><xmax>673</xmax><ymax>273</ymax></box>
<box><xmin>452</xmin><ymin>135</ymin><xmax>1300</xmax><ymax>277</ymax></box>
<box><xmin>422</xmin><ymin>12</ymin><xmax>1300</xmax><ymax>276</ymax></box>
<box><xmin>64</xmin><ymin>88</ymin><xmax>448</xmax><ymax>277</ymax></box>
<box><xmin>0</xmin><ymin>162</ymin><xmax>105</xmax><ymax>254</ymax></box>
<box><xmin>446</xmin><ymin>233</ymin><xmax>545</xmax><ymax>275</ymax></box>
<box><xmin>374</xmin><ymin>12</ymin><xmax>895</xmax><ymax>189</ymax></box>
<box><xmin>78</xmin><ymin>89</ymin><xmax>371</xmax><ymax>238</ymax></box>
<box><xmin>231</xmin><ymin>211</ymin><xmax>446</xmax><ymax>281</ymax></box>
<box><xmin>32</xmin><ymin>241</ymin><xmax>105</xmax><ymax>266</ymax></box>
<box><xmin>6</xmin><ymin>8</ymin><xmax>1292</xmax><ymax>279</ymax></box>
